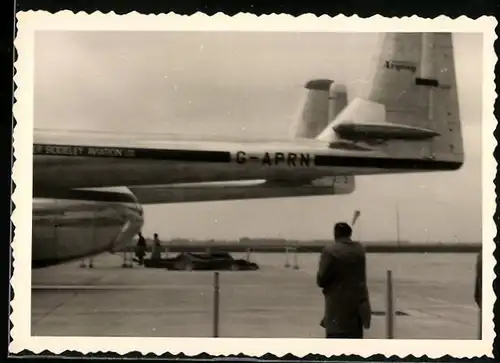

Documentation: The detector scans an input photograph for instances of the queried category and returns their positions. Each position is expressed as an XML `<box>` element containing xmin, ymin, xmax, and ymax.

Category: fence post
<box><xmin>386</xmin><ymin>269</ymin><xmax>394</xmax><ymax>339</ymax></box>
<box><xmin>213</xmin><ymin>272</ymin><xmax>220</xmax><ymax>337</ymax></box>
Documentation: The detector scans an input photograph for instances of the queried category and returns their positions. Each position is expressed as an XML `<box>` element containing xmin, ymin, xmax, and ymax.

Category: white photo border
<box><xmin>11</xmin><ymin>11</ymin><xmax>498</xmax><ymax>358</ymax></box>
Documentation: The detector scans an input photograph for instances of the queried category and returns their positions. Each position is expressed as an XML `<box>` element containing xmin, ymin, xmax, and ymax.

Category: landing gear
<box><xmin>79</xmin><ymin>257</ymin><xmax>94</xmax><ymax>268</ymax></box>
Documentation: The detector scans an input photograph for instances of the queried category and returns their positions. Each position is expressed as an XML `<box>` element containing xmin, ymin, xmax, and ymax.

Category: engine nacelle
<box><xmin>32</xmin><ymin>187</ymin><xmax>144</xmax><ymax>268</ymax></box>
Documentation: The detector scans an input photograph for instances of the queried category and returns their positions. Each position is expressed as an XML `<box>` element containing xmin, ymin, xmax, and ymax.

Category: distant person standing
<box><xmin>135</xmin><ymin>232</ymin><xmax>147</xmax><ymax>265</ymax></box>
<box><xmin>475</xmin><ymin>252</ymin><xmax>482</xmax><ymax>309</ymax></box>
<box><xmin>317</xmin><ymin>222</ymin><xmax>371</xmax><ymax>339</ymax></box>
<box><xmin>151</xmin><ymin>233</ymin><xmax>162</xmax><ymax>261</ymax></box>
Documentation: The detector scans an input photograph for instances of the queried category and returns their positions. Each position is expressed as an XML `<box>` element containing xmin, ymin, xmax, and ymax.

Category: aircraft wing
<box><xmin>33</xmin><ymin>128</ymin><xmax>460</xmax><ymax>193</ymax></box>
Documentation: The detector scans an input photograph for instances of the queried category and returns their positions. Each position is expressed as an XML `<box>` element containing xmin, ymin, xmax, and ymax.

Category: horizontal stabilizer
<box><xmin>334</xmin><ymin>121</ymin><xmax>441</xmax><ymax>141</ymax></box>
<box><xmin>317</xmin><ymin>98</ymin><xmax>440</xmax><ymax>143</ymax></box>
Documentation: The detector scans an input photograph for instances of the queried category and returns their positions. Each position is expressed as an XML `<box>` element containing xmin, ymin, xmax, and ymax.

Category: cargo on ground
<box><xmin>143</xmin><ymin>252</ymin><xmax>259</xmax><ymax>271</ymax></box>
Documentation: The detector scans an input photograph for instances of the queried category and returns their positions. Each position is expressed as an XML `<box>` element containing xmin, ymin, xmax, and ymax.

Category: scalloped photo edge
<box><xmin>10</xmin><ymin>11</ymin><xmax>498</xmax><ymax>358</ymax></box>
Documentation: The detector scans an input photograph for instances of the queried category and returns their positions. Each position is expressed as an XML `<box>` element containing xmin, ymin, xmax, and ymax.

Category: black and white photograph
<box><xmin>11</xmin><ymin>12</ymin><xmax>497</xmax><ymax>358</ymax></box>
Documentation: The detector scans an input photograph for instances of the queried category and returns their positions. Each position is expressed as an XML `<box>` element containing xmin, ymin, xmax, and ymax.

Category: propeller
<box><xmin>352</xmin><ymin>209</ymin><xmax>361</xmax><ymax>226</ymax></box>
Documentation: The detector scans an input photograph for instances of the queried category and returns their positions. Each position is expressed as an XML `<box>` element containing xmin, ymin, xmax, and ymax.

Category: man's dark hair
<box><xmin>334</xmin><ymin>222</ymin><xmax>352</xmax><ymax>239</ymax></box>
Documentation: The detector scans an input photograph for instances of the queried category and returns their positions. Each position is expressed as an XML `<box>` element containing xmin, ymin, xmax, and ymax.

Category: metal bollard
<box><xmin>293</xmin><ymin>248</ymin><xmax>299</xmax><ymax>269</ymax></box>
<box><xmin>122</xmin><ymin>251</ymin><xmax>127</xmax><ymax>268</ymax></box>
<box><xmin>122</xmin><ymin>250</ymin><xmax>130</xmax><ymax>268</ymax></box>
<box><xmin>385</xmin><ymin>270</ymin><xmax>394</xmax><ymax>339</ymax></box>
<box><xmin>129</xmin><ymin>250</ymin><xmax>133</xmax><ymax>268</ymax></box>
<box><xmin>213</xmin><ymin>272</ymin><xmax>220</xmax><ymax>337</ymax></box>
<box><xmin>284</xmin><ymin>247</ymin><xmax>290</xmax><ymax>268</ymax></box>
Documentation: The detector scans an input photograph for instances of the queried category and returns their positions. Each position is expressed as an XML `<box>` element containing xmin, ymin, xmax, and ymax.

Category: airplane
<box><xmin>30</xmin><ymin>32</ymin><xmax>463</xmax><ymax>268</ymax></box>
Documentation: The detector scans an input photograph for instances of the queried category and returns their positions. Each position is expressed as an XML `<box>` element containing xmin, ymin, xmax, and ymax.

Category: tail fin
<box><xmin>317</xmin><ymin>33</ymin><xmax>464</xmax><ymax>167</ymax></box>
<box><xmin>291</xmin><ymin>79</ymin><xmax>348</xmax><ymax>139</ymax></box>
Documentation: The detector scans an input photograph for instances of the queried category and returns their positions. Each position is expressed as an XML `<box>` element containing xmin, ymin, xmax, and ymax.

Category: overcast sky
<box><xmin>34</xmin><ymin>31</ymin><xmax>483</xmax><ymax>242</ymax></box>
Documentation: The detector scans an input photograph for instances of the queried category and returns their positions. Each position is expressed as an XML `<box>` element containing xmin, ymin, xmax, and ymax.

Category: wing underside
<box><xmin>128</xmin><ymin>176</ymin><xmax>356</xmax><ymax>204</ymax></box>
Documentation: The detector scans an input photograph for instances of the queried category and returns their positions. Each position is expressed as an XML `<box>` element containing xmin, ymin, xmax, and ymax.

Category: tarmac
<box><xmin>31</xmin><ymin>252</ymin><xmax>480</xmax><ymax>339</ymax></box>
